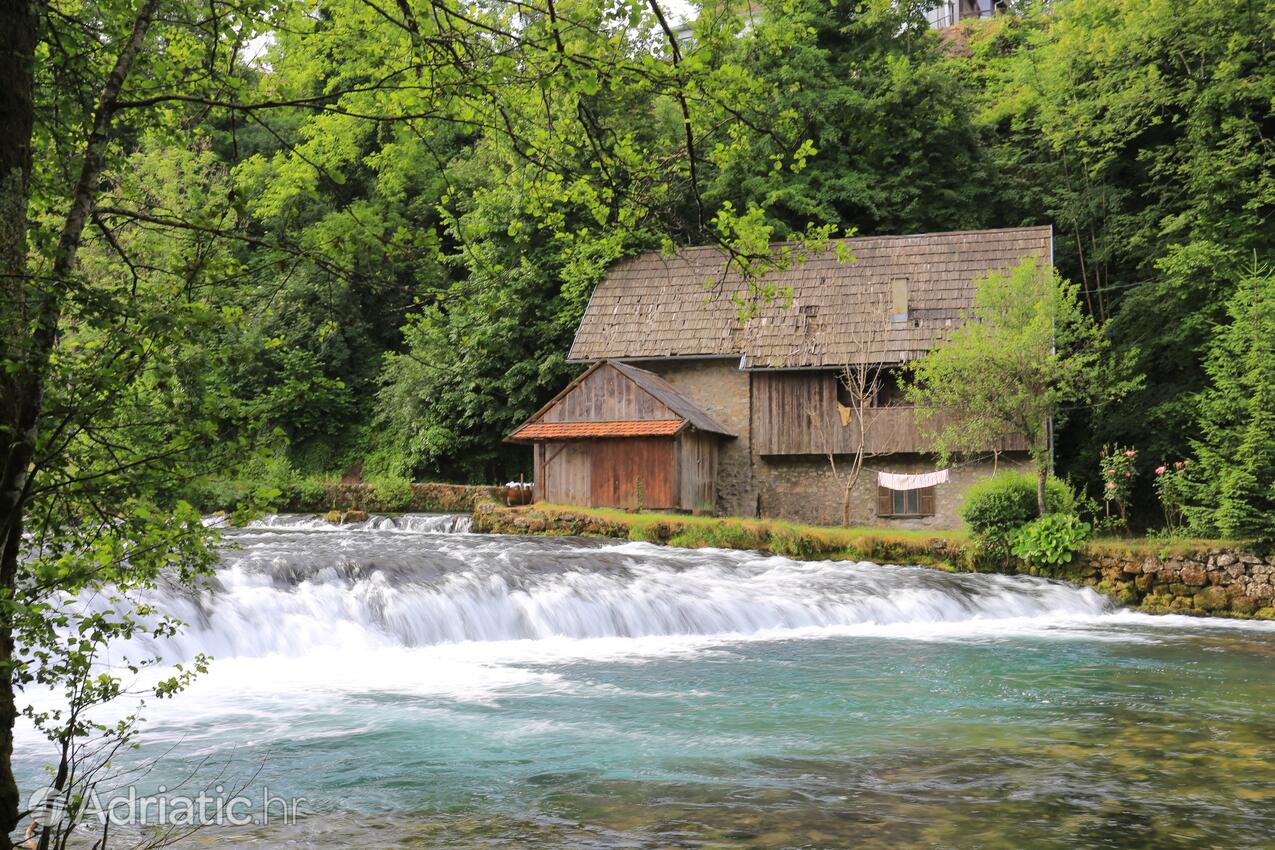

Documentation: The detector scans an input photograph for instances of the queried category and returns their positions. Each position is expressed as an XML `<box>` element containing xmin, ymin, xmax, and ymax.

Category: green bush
<box><xmin>1011</xmin><ymin>514</ymin><xmax>1092</xmax><ymax>567</ymax></box>
<box><xmin>961</xmin><ymin>472</ymin><xmax>1075</xmax><ymax>558</ymax></box>
<box><xmin>364</xmin><ymin>476</ymin><xmax>414</xmax><ymax>512</ymax></box>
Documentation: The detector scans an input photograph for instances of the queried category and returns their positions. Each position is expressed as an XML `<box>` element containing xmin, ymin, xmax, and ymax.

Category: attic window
<box><xmin>891</xmin><ymin>277</ymin><xmax>909</xmax><ymax>323</ymax></box>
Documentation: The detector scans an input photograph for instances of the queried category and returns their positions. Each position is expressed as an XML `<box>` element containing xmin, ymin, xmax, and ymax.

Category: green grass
<box><xmin>503</xmin><ymin>503</ymin><xmax>1252</xmax><ymax>563</ymax></box>
<box><xmin>521</xmin><ymin>504</ymin><xmax>970</xmax><ymax>565</ymax></box>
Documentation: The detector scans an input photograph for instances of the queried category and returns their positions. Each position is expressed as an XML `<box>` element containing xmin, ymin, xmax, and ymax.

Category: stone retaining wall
<box><xmin>313</xmin><ymin>482</ymin><xmax>504</xmax><ymax>512</ymax></box>
<box><xmin>1058</xmin><ymin>550</ymin><xmax>1275</xmax><ymax>618</ymax></box>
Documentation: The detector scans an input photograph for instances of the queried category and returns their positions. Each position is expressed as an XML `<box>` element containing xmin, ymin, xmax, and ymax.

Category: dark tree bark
<box><xmin>0</xmin><ymin>0</ymin><xmax>42</xmax><ymax>835</ymax></box>
<box><xmin>0</xmin><ymin>0</ymin><xmax>161</xmax><ymax>837</ymax></box>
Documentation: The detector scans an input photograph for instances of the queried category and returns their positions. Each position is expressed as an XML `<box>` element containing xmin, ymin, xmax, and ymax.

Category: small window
<box><xmin>891</xmin><ymin>277</ymin><xmax>909</xmax><ymax>323</ymax></box>
<box><xmin>876</xmin><ymin>485</ymin><xmax>936</xmax><ymax>518</ymax></box>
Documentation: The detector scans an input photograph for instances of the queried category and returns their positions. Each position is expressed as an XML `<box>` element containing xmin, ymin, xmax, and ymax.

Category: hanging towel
<box><xmin>877</xmin><ymin>469</ymin><xmax>950</xmax><ymax>491</ymax></box>
<box><xmin>836</xmin><ymin>402</ymin><xmax>853</xmax><ymax>427</ymax></box>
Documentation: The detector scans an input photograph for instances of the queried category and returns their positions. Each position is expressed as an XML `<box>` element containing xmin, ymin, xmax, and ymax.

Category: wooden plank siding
<box><xmin>751</xmin><ymin>371</ymin><xmax>1028</xmax><ymax>455</ymax></box>
<box><xmin>541</xmin><ymin>365</ymin><xmax>677</xmax><ymax>423</ymax></box>
<box><xmin>589</xmin><ymin>437</ymin><xmax>676</xmax><ymax>509</ymax></box>
<box><xmin>536</xmin><ymin>441</ymin><xmax>592</xmax><ymax>505</ymax></box>
<box><xmin>677</xmin><ymin>430</ymin><xmax>717</xmax><ymax>511</ymax></box>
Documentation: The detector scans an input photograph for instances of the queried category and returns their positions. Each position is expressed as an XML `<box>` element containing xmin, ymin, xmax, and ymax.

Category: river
<box><xmin>13</xmin><ymin>514</ymin><xmax>1275</xmax><ymax>848</ymax></box>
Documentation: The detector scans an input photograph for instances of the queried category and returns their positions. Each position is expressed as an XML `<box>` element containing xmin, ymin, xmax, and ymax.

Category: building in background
<box><xmin>508</xmin><ymin>226</ymin><xmax>1051</xmax><ymax>528</ymax></box>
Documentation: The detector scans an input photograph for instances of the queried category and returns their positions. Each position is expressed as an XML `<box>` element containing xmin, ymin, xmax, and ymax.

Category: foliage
<box><xmin>1098</xmin><ymin>445</ymin><xmax>1137</xmax><ymax>530</ymax></box>
<box><xmin>1186</xmin><ymin>263</ymin><xmax>1275</xmax><ymax>541</ymax></box>
<box><xmin>1011</xmin><ymin>513</ymin><xmax>1092</xmax><ymax>568</ymax></box>
<box><xmin>961</xmin><ymin>0</ymin><xmax>1275</xmax><ymax>491</ymax></box>
<box><xmin>1152</xmin><ymin>460</ymin><xmax>1191</xmax><ymax>534</ymax></box>
<box><xmin>906</xmin><ymin>259</ymin><xmax>1137</xmax><ymax>513</ymax></box>
<box><xmin>960</xmin><ymin>471</ymin><xmax>1076</xmax><ymax>559</ymax></box>
<box><xmin>363</xmin><ymin>476</ymin><xmax>415</xmax><ymax>513</ymax></box>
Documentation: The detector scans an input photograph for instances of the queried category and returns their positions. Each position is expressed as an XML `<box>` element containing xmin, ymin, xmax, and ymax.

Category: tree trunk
<box><xmin>0</xmin><ymin>0</ymin><xmax>160</xmax><ymax>836</ymax></box>
<box><xmin>0</xmin><ymin>0</ymin><xmax>41</xmax><ymax>834</ymax></box>
<box><xmin>1036</xmin><ymin>463</ymin><xmax>1048</xmax><ymax>517</ymax></box>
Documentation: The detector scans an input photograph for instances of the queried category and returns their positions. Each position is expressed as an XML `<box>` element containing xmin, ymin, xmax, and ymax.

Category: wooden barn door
<box><xmin>590</xmin><ymin>438</ymin><xmax>675</xmax><ymax>509</ymax></box>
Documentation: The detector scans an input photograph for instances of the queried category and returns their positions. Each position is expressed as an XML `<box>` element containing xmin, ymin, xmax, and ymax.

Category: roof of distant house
<box><xmin>567</xmin><ymin>225</ymin><xmax>1052</xmax><ymax>368</ymax></box>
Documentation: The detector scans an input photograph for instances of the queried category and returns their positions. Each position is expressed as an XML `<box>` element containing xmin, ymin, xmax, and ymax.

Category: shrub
<box><xmin>364</xmin><ymin>476</ymin><xmax>415</xmax><ymax>512</ymax></box>
<box><xmin>961</xmin><ymin>472</ymin><xmax>1075</xmax><ymax>558</ymax></box>
<box><xmin>1011</xmin><ymin>514</ymin><xmax>1092</xmax><ymax>567</ymax></box>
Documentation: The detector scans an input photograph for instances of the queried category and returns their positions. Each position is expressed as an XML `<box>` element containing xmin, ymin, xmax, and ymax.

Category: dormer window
<box><xmin>891</xmin><ymin>277</ymin><xmax>909</xmax><ymax>323</ymax></box>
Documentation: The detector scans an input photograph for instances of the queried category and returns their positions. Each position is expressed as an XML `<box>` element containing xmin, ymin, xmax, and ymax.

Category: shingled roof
<box><xmin>568</xmin><ymin>226</ymin><xmax>1052</xmax><ymax>368</ymax></box>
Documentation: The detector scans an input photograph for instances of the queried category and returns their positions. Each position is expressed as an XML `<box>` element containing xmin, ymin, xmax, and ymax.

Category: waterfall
<box><xmin>121</xmin><ymin>516</ymin><xmax>1113</xmax><ymax>664</ymax></box>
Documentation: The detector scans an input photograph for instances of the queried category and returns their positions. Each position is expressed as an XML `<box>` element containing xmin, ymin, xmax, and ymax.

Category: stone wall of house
<box><xmin>637</xmin><ymin>358</ymin><xmax>1033</xmax><ymax>528</ymax></box>
<box><xmin>753</xmin><ymin>453</ymin><xmax>1033</xmax><ymax>529</ymax></box>
<box><xmin>639</xmin><ymin>359</ymin><xmax>757</xmax><ymax>517</ymax></box>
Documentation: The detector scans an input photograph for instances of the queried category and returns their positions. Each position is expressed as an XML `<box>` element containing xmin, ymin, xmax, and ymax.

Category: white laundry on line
<box><xmin>877</xmin><ymin>469</ymin><xmax>950</xmax><ymax>490</ymax></box>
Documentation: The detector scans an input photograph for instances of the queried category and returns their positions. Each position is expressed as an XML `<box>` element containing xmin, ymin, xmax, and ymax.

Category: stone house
<box><xmin>509</xmin><ymin>226</ymin><xmax>1052</xmax><ymax>528</ymax></box>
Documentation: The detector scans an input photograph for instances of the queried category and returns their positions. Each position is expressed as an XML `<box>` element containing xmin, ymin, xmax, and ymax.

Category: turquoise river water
<box><xmin>13</xmin><ymin>514</ymin><xmax>1275</xmax><ymax>848</ymax></box>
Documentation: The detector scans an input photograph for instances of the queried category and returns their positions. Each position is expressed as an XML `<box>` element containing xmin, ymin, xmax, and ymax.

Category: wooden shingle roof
<box><xmin>568</xmin><ymin>226</ymin><xmax>1052</xmax><ymax>368</ymax></box>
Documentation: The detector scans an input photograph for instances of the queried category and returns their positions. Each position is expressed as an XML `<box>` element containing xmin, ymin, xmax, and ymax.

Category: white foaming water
<box><xmin>119</xmin><ymin>517</ymin><xmax>1117</xmax><ymax>665</ymax></box>
<box><xmin>16</xmin><ymin>516</ymin><xmax>1274</xmax><ymax>754</ymax></box>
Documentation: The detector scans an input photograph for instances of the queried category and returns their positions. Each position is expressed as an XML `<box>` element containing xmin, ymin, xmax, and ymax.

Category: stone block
<box><xmin>1180</xmin><ymin>565</ymin><xmax>1207</xmax><ymax>586</ymax></box>
<box><xmin>1193</xmin><ymin>586</ymin><xmax>1229</xmax><ymax>613</ymax></box>
<box><xmin>1231</xmin><ymin>596</ymin><xmax>1259</xmax><ymax>616</ymax></box>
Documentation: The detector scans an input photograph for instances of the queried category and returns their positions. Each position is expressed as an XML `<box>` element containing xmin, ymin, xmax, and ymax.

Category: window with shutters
<box><xmin>876</xmin><ymin>485</ymin><xmax>936</xmax><ymax>518</ymax></box>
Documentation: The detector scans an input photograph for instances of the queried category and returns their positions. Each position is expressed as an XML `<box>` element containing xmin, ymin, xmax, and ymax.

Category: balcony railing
<box><xmin>755</xmin><ymin>404</ymin><xmax>1028</xmax><ymax>456</ymax></box>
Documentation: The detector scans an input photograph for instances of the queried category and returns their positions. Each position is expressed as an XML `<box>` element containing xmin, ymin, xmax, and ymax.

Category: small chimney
<box><xmin>891</xmin><ymin>277</ymin><xmax>909</xmax><ymax>323</ymax></box>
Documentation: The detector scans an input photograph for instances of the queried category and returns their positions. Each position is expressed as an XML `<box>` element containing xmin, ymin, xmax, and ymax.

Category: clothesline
<box><xmin>860</xmin><ymin>450</ymin><xmax>1007</xmax><ymax>489</ymax></box>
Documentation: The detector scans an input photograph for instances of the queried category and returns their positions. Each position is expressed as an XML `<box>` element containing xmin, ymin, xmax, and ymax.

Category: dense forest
<box><xmin>5</xmin><ymin>0</ymin><xmax>1273</xmax><ymax>520</ymax></box>
<box><xmin>151</xmin><ymin>0</ymin><xmax>1275</xmax><ymax>530</ymax></box>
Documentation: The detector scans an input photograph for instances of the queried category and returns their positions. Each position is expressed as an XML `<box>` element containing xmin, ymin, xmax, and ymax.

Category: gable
<box><xmin>506</xmin><ymin>360</ymin><xmax>735</xmax><ymax>442</ymax></box>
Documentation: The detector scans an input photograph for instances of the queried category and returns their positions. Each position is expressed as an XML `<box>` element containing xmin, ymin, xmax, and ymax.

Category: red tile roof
<box><xmin>510</xmin><ymin>419</ymin><xmax>683</xmax><ymax>441</ymax></box>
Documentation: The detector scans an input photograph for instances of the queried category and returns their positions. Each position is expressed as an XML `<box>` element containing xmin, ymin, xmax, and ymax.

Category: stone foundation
<box><xmin>753</xmin><ymin>454</ymin><xmax>1032</xmax><ymax>529</ymax></box>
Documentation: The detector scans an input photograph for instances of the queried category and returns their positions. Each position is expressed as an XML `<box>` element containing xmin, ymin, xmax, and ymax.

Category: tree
<box><xmin>1187</xmin><ymin>262</ymin><xmax>1275</xmax><ymax>541</ymax></box>
<box><xmin>1</xmin><ymin>0</ymin><xmax>833</xmax><ymax>840</ymax></box>
<box><xmin>905</xmin><ymin>258</ymin><xmax>1134</xmax><ymax>515</ymax></box>
<box><xmin>956</xmin><ymin>0</ymin><xmax>1275</xmax><ymax>495</ymax></box>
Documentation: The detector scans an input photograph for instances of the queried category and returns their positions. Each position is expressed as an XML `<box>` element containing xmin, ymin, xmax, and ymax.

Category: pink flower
<box><xmin>1124</xmin><ymin>449</ymin><xmax>1136</xmax><ymax>458</ymax></box>
<box><xmin>1106</xmin><ymin>482</ymin><xmax>1117</xmax><ymax>490</ymax></box>
<box><xmin>1125</xmin><ymin>471</ymin><xmax>1132</xmax><ymax>477</ymax></box>
<box><xmin>1155</xmin><ymin>466</ymin><xmax>1167</xmax><ymax>475</ymax></box>
<box><xmin>1174</xmin><ymin>461</ymin><xmax>1184</xmax><ymax>470</ymax></box>
<box><xmin>1105</xmin><ymin>469</ymin><xmax>1116</xmax><ymax>475</ymax></box>
<box><xmin>1183</xmin><ymin>459</ymin><xmax>1190</xmax><ymax>466</ymax></box>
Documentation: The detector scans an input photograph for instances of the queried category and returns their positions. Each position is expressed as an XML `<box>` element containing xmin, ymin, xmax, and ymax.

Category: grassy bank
<box><xmin>474</xmin><ymin>502</ymin><xmax>971</xmax><ymax>567</ymax></box>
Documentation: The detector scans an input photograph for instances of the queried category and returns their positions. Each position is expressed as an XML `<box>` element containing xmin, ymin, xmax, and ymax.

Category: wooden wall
<box><xmin>590</xmin><ymin>437</ymin><xmax>675</xmax><ymax>509</ymax></box>
<box><xmin>541</xmin><ymin>364</ymin><xmax>675</xmax><ymax>423</ymax></box>
<box><xmin>677</xmin><ymin>430</ymin><xmax>717</xmax><ymax>511</ymax></box>
<box><xmin>751</xmin><ymin>371</ymin><xmax>1028</xmax><ymax>455</ymax></box>
<box><xmin>536</xmin><ymin>441</ymin><xmax>591</xmax><ymax>505</ymax></box>
<box><xmin>535</xmin><ymin>437</ymin><xmax>679</xmax><ymax>509</ymax></box>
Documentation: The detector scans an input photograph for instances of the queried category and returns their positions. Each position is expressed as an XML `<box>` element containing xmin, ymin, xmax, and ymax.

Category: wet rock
<box><xmin>1180</xmin><ymin>565</ymin><xmax>1207</xmax><ymax>586</ymax></box>
<box><xmin>1192</xmin><ymin>586</ymin><xmax>1229</xmax><ymax>613</ymax></box>
<box><xmin>1230</xmin><ymin>596</ymin><xmax>1259</xmax><ymax>616</ymax></box>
